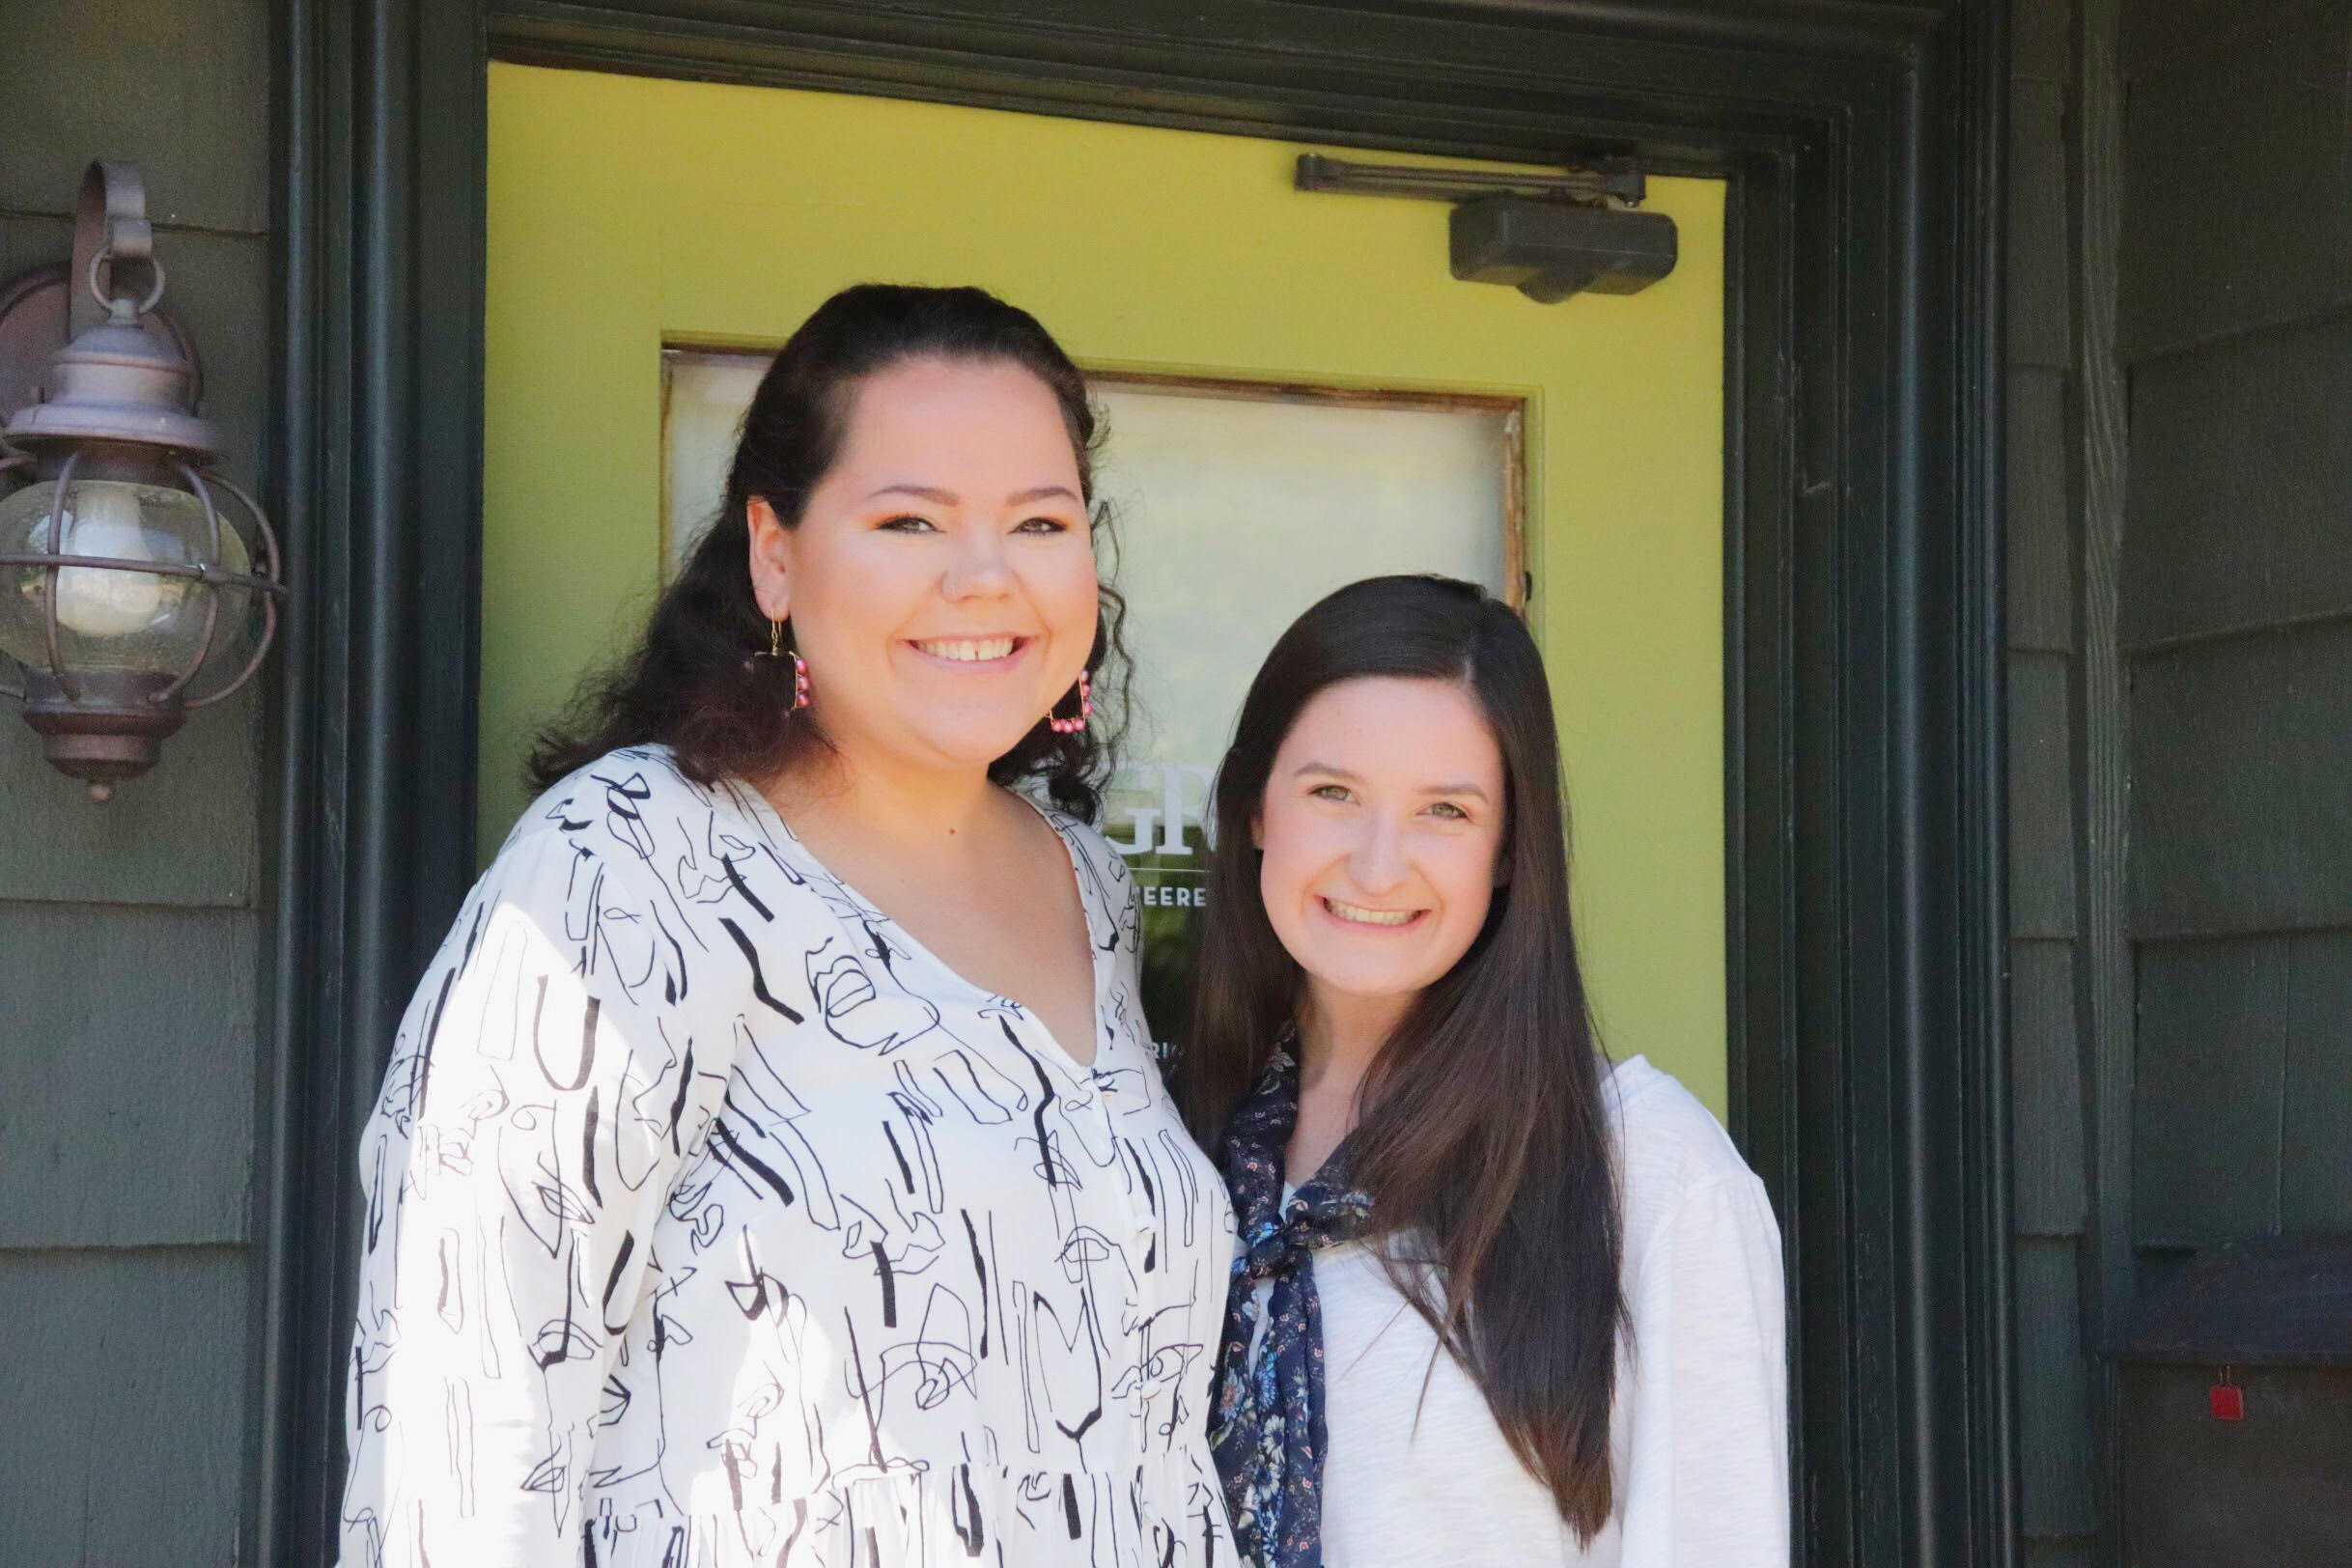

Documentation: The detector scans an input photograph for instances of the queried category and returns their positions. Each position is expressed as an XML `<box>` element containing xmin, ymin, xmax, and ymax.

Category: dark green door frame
<box><xmin>258</xmin><ymin>2</ymin><xmax>2013</xmax><ymax>1563</ymax></box>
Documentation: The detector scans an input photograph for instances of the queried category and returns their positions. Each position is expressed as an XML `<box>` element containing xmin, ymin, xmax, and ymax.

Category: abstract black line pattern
<box><xmin>340</xmin><ymin>746</ymin><xmax>1239</xmax><ymax>1567</ymax></box>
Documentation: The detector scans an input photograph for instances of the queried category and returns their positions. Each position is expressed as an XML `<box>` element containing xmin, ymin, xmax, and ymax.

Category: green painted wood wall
<box><xmin>2004</xmin><ymin>3</ymin><xmax>2105</xmax><ymax>1560</ymax></box>
<box><xmin>2118</xmin><ymin>0</ymin><xmax>2352</xmax><ymax>1274</ymax></box>
<box><xmin>0</xmin><ymin>0</ymin><xmax>274</xmax><ymax>1560</ymax></box>
<box><xmin>2005</xmin><ymin>2</ymin><xmax>2352</xmax><ymax>1563</ymax></box>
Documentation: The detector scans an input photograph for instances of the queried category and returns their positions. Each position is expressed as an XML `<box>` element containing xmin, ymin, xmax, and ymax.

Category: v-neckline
<box><xmin>726</xmin><ymin>776</ymin><xmax>1113</xmax><ymax>1075</ymax></box>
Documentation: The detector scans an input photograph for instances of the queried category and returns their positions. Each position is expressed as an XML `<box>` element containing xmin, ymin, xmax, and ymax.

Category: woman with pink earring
<box><xmin>336</xmin><ymin>286</ymin><xmax>1236</xmax><ymax>1568</ymax></box>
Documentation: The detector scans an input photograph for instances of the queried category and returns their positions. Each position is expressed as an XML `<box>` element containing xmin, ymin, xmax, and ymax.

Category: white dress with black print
<box><xmin>338</xmin><ymin>745</ymin><xmax>1239</xmax><ymax>1568</ymax></box>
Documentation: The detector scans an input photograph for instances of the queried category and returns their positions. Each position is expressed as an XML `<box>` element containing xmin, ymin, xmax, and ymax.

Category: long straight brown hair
<box><xmin>1176</xmin><ymin>574</ymin><xmax>1624</xmax><ymax>1541</ymax></box>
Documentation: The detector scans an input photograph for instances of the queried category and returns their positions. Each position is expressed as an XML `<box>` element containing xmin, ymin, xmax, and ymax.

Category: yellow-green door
<box><xmin>483</xmin><ymin>63</ymin><xmax>1728</xmax><ymax>1111</ymax></box>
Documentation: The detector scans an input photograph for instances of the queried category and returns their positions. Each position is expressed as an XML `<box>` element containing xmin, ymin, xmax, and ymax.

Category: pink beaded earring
<box><xmin>1047</xmin><ymin>668</ymin><xmax>1092</xmax><ymax>736</ymax></box>
<box><xmin>757</xmin><ymin>617</ymin><xmax>811</xmax><ymax>711</ymax></box>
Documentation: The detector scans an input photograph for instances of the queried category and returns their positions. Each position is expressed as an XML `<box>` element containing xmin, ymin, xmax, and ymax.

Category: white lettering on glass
<box><xmin>1110</xmin><ymin>761</ymin><xmax>1217</xmax><ymax>858</ymax></box>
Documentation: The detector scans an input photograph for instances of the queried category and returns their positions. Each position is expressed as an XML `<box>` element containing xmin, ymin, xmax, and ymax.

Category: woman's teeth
<box><xmin>913</xmin><ymin>636</ymin><xmax>1018</xmax><ymax>662</ymax></box>
<box><xmin>1323</xmin><ymin>897</ymin><xmax>1420</xmax><ymax>928</ymax></box>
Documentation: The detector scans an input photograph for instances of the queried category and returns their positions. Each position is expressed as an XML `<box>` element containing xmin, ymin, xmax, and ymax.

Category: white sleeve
<box><xmin>338</xmin><ymin>824</ymin><xmax>734</xmax><ymax>1567</ymax></box>
<box><xmin>1614</xmin><ymin>1170</ymin><xmax>1790</xmax><ymax>1568</ymax></box>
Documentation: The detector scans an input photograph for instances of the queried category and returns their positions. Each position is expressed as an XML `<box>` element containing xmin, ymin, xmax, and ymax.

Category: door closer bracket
<box><xmin>1294</xmin><ymin>154</ymin><xmax>1678</xmax><ymax>303</ymax></box>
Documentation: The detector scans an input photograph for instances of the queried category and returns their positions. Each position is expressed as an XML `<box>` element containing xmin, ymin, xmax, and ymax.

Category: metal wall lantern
<box><xmin>0</xmin><ymin>163</ymin><xmax>285</xmax><ymax>799</ymax></box>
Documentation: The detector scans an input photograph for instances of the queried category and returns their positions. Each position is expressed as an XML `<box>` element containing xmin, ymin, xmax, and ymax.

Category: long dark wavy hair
<box><xmin>1176</xmin><ymin>574</ymin><xmax>1625</xmax><ymax>1541</ymax></box>
<box><xmin>528</xmin><ymin>283</ymin><xmax>1128</xmax><ymax>820</ymax></box>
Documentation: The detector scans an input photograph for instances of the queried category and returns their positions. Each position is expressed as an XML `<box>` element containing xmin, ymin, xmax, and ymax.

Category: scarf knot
<box><xmin>1208</xmin><ymin>1043</ymin><xmax>1372</xmax><ymax>1567</ymax></box>
<box><xmin>1238</xmin><ymin>1199</ymin><xmax>1336</xmax><ymax>1281</ymax></box>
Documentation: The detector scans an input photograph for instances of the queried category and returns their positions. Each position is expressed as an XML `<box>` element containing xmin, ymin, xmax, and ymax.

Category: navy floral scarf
<box><xmin>1207</xmin><ymin>1042</ymin><xmax>1374</xmax><ymax>1567</ymax></box>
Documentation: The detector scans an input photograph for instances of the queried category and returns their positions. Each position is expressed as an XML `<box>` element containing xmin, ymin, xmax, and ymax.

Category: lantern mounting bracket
<box><xmin>0</xmin><ymin>162</ymin><xmax>201</xmax><ymax>430</ymax></box>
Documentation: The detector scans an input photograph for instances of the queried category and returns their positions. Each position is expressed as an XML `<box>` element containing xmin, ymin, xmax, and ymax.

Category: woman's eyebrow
<box><xmin>865</xmin><ymin>482</ymin><xmax>1078</xmax><ymax>506</ymax></box>
<box><xmin>867</xmin><ymin>482</ymin><xmax>958</xmax><ymax>504</ymax></box>
<box><xmin>1423</xmin><ymin>782</ymin><xmax>1492</xmax><ymax>801</ymax></box>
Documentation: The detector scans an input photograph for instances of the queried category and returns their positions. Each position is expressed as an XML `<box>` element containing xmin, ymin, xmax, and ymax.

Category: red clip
<box><xmin>2210</xmin><ymin>1368</ymin><xmax>2245</xmax><ymax>1422</ymax></box>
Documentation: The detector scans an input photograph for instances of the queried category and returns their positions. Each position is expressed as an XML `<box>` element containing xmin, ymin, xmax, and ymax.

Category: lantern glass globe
<box><xmin>0</xmin><ymin>476</ymin><xmax>254</xmax><ymax>679</ymax></box>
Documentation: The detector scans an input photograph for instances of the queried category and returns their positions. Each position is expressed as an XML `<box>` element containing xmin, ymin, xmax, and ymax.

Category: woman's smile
<box><xmin>904</xmin><ymin>632</ymin><xmax>1032</xmax><ymax>667</ymax></box>
<box><xmin>1318</xmin><ymin>895</ymin><xmax>1427</xmax><ymax>930</ymax></box>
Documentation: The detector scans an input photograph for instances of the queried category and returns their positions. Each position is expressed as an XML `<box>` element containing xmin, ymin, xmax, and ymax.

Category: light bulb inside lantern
<box><xmin>0</xmin><ymin>477</ymin><xmax>223</xmax><ymax>675</ymax></box>
<box><xmin>53</xmin><ymin>483</ymin><xmax>166</xmax><ymax>635</ymax></box>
